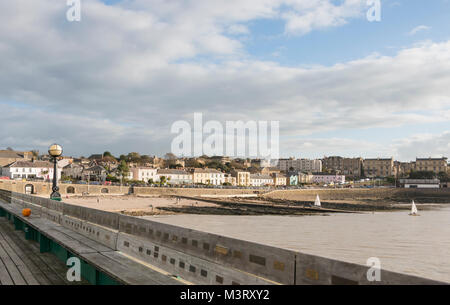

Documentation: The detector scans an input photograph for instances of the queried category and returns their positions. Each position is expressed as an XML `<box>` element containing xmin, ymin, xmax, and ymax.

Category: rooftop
<box><xmin>157</xmin><ymin>169</ymin><xmax>188</xmax><ymax>175</ymax></box>
<box><xmin>6</xmin><ymin>160</ymin><xmax>53</xmax><ymax>168</ymax></box>
<box><xmin>194</xmin><ymin>168</ymin><xmax>223</xmax><ymax>174</ymax></box>
<box><xmin>0</xmin><ymin>150</ymin><xmax>25</xmax><ymax>158</ymax></box>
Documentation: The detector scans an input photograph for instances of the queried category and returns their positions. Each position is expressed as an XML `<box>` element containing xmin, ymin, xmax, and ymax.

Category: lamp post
<box><xmin>48</xmin><ymin>144</ymin><xmax>63</xmax><ymax>201</ymax></box>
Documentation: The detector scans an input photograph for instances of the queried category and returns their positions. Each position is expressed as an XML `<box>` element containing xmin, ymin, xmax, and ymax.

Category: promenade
<box><xmin>0</xmin><ymin>218</ymin><xmax>89</xmax><ymax>285</ymax></box>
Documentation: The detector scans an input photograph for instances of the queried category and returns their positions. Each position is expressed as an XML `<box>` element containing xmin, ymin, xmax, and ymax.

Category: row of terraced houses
<box><xmin>0</xmin><ymin>150</ymin><xmax>448</xmax><ymax>187</ymax></box>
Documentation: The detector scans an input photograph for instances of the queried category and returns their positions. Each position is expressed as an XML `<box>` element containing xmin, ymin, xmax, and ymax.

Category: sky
<box><xmin>0</xmin><ymin>0</ymin><xmax>449</xmax><ymax>161</ymax></box>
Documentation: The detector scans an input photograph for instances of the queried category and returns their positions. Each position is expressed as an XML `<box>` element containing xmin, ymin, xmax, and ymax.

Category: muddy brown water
<box><xmin>145</xmin><ymin>205</ymin><xmax>450</xmax><ymax>283</ymax></box>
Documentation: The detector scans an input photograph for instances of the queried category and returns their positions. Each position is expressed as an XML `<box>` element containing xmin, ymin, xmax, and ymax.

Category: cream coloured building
<box><xmin>224</xmin><ymin>174</ymin><xmax>237</xmax><ymax>186</ymax></box>
<box><xmin>272</xmin><ymin>173</ymin><xmax>287</xmax><ymax>186</ymax></box>
<box><xmin>277</xmin><ymin>158</ymin><xmax>322</xmax><ymax>173</ymax></box>
<box><xmin>298</xmin><ymin>173</ymin><xmax>314</xmax><ymax>184</ymax></box>
<box><xmin>363</xmin><ymin>158</ymin><xmax>395</xmax><ymax>177</ymax></box>
<box><xmin>234</xmin><ymin>171</ymin><xmax>251</xmax><ymax>186</ymax></box>
<box><xmin>415</xmin><ymin>158</ymin><xmax>448</xmax><ymax>174</ymax></box>
<box><xmin>193</xmin><ymin>168</ymin><xmax>225</xmax><ymax>185</ymax></box>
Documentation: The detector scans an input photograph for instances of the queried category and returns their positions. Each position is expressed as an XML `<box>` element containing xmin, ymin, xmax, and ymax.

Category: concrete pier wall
<box><xmin>3</xmin><ymin>180</ymin><xmax>450</xmax><ymax>205</ymax></box>
<box><xmin>0</xmin><ymin>188</ymin><xmax>445</xmax><ymax>285</ymax></box>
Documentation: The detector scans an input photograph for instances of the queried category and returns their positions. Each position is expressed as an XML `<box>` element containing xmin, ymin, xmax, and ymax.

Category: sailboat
<box><xmin>409</xmin><ymin>200</ymin><xmax>420</xmax><ymax>216</ymax></box>
<box><xmin>314</xmin><ymin>194</ymin><xmax>321</xmax><ymax>208</ymax></box>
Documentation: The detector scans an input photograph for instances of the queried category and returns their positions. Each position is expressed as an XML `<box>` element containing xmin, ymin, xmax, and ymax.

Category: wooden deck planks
<box><xmin>0</xmin><ymin>218</ymin><xmax>89</xmax><ymax>285</ymax></box>
<box><xmin>0</xmin><ymin>243</ymin><xmax>27</xmax><ymax>285</ymax></box>
<box><xmin>0</xmin><ymin>256</ymin><xmax>14</xmax><ymax>285</ymax></box>
<box><xmin>0</xmin><ymin>200</ymin><xmax>184</xmax><ymax>286</ymax></box>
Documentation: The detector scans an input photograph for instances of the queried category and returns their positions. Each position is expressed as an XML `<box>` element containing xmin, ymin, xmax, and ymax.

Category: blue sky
<box><xmin>246</xmin><ymin>0</ymin><xmax>450</xmax><ymax>65</ymax></box>
<box><xmin>0</xmin><ymin>0</ymin><xmax>449</xmax><ymax>160</ymax></box>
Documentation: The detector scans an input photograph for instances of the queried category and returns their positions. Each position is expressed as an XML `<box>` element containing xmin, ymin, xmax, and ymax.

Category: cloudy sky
<box><xmin>0</xmin><ymin>0</ymin><xmax>449</xmax><ymax>161</ymax></box>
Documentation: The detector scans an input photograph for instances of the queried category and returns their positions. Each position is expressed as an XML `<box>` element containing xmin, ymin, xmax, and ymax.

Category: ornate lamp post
<box><xmin>48</xmin><ymin>144</ymin><xmax>63</xmax><ymax>201</ymax></box>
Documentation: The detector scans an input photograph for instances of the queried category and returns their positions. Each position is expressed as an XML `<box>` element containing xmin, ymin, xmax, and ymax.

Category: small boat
<box><xmin>314</xmin><ymin>194</ymin><xmax>321</xmax><ymax>208</ymax></box>
<box><xmin>409</xmin><ymin>200</ymin><xmax>420</xmax><ymax>216</ymax></box>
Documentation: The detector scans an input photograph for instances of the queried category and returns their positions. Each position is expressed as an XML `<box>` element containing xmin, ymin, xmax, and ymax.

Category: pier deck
<box><xmin>0</xmin><ymin>218</ymin><xmax>89</xmax><ymax>285</ymax></box>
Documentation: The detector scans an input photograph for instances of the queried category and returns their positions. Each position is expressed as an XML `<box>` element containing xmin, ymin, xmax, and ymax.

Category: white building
<box><xmin>400</xmin><ymin>179</ymin><xmax>440</xmax><ymax>189</ymax></box>
<box><xmin>156</xmin><ymin>169</ymin><xmax>192</xmax><ymax>185</ymax></box>
<box><xmin>277</xmin><ymin>158</ymin><xmax>322</xmax><ymax>173</ymax></box>
<box><xmin>130</xmin><ymin>167</ymin><xmax>158</xmax><ymax>182</ymax></box>
<box><xmin>312</xmin><ymin>174</ymin><xmax>345</xmax><ymax>184</ymax></box>
<box><xmin>1</xmin><ymin>160</ymin><xmax>61</xmax><ymax>181</ymax></box>
<box><xmin>250</xmin><ymin>174</ymin><xmax>274</xmax><ymax>187</ymax></box>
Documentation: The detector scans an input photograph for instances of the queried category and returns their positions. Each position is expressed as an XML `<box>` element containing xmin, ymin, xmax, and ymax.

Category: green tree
<box><xmin>385</xmin><ymin>176</ymin><xmax>396</xmax><ymax>185</ymax></box>
<box><xmin>186</xmin><ymin>159</ymin><xmax>204</xmax><ymax>168</ymax></box>
<box><xmin>438</xmin><ymin>171</ymin><xmax>450</xmax><ymax>182</ymax></box>
<box><xmin>409</xmin><ymin>171</ymin><xmax>436</xmax><ymax>179</ymax></box>
<box><xmin>127</xmin><ymin>152</ymin><xmax>141</xmax><ymax>162</ymax></box>
<box><xmin>169</xmin><ymin>163</ymin><xmax>183</xmax><ymax>169</ymax></box>
<box><xmin>103</xmin><ymin>151</ymin><xmax>113</xmax><ymax>158</ymax></box>
<box><xmin>117</xmin><ymin>160</ymin><xmax>129</xmax><ymax>178</ymax></box>
<box><xmin>164</xmin><ymin>153</ymin><xmax>177</xmax><ymax>160</ymax></box>
<box><xmin>140</xmin><ymin>155</ymin><xmax>152</xmax><ymax>164</ymax></box>
<box><xmin>205</xmin><ymin>161</ymin><xmax>230</xmax><ymax>172</ymax></box>
<box><xmin>106</xmin><ymin>174</ymin><xmax>119</xmax><ymax>182</ymax></box>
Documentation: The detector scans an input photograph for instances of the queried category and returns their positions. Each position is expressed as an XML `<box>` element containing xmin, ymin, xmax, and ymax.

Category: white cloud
<box><xmin>227</xmin><ymin>24</ymin><xmax>250</xmax><ymax>35</ymax></box>
<box><xmin>281</xmin><ymin>0</ymin><xmax>365</xmax><ymax>35</ymax></box>
<box><xmin>0</xmin><ymin>0</ymin><xmax>449</xmax><ymax>159</ymax></box>
<box><xmin>408</xmin><ymin>25</ymin><xmax>431</xmax><ymax>36</ymax></box>
<box><xmin>393</xmin><ymin>132</ymin><xmax>450</xmax><ymax>161</ymax></box>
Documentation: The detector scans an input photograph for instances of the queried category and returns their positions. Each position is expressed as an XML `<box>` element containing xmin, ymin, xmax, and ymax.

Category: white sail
<box><xmin>314</xmin><ymin>194</ymin><xmax>321</xmax><ymax>207</ymax></box>
<box><xmin>411</xmin><ymin>200</ymin><xmax>418</xmax><ymax>215</ymax></box>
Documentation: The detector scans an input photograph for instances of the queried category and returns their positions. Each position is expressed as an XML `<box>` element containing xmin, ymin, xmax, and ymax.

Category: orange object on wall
<box><xmin>22</xmin><ymin>208</ymin><xmax>31</xmax><ymax>217</ymax></box>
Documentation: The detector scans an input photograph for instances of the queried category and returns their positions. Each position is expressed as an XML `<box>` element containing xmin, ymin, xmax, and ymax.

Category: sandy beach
<box><xmin>63</xmin><ymin>195</ymin><xmax>219</xmax><ymax>215</ymax></box>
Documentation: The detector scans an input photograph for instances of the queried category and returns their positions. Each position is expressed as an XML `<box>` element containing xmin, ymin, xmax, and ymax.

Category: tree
<box><xmin>409</xmin><ymin>171</ymin><xmax>436</xmax><ymax>179</ymax></box>
<box><xmin>6</xmin><ymin>147</ymin><xmax>13</xmax><ymax>151</ymax></box>
<box><xmin>106</xmin><ymin>174</ymin><xmax>119</xmax><ymax>182</ymax></box>
<box><xmin>230</xmin><ymin>161</ymin><xmax>244</xmax><ymax>170</ymax></box>
<box><xmin>117</xmin><ymin>160</ymin><xmax>130</xmax><ymax>178</ymax></box>
<box><xmin>159</xmin><ymin>176</ymin><xmax>167</xmax><ymax>186</ymax></box>
<box><xmin>140</xmin><ymin>155</ymin><xmax>152</xmax><ymax>164</ymax></box>
<box><xmin>385</xmin><ymin>176</ymin><xmax>396</xmax><ymax>185</ymax></box>
<box><xmin>185</xmin><ymin>159</ymin><xmax>203</xmax><ymax>168</ymax></box>
<box><xmin>438</xmin><ymin>172</ymin><xmax>450</xmax><ymax>182</ymax></box>
<box><xmin>169</xmin><ymin>163</ymin><xmax>183</xmax><ymax>169</ymax></box>
<box><xmin>127</xmin><ymin>152</ymin><xmax>141</xmax><ymax>162</ymax></box>
<box><xmin>164</xmin><ymin>153</ymin><xmax>177</xmax><ymax>160</ymax></box>
<box><xmin>103</xmin><ymin>151</ymin><xmax>114</xmax><ymax>158</ymax></box>
<box><xmin>205</xmin><ymin>161</ymin><xmax>230</xmax><ymax>172</ymax></box>
<box><xmin>102</xmin><ymin>155</ymin><xmax>117</xmax><ymax>163</ymax></box>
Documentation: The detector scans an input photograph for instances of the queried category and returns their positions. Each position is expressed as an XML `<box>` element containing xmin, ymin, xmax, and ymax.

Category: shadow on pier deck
<box><xmin>0</xmin><ymin>218</ymin><xmax>89</xmax><ymax>285</ymax></box>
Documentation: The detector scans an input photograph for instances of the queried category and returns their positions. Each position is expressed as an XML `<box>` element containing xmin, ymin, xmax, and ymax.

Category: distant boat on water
<box><xmin>314</xmin><ymin>194</ymin><xmax>321</xmax><ymax>207</ymax></box>
<box><xmin>409</xmin><ymin>200</ymin><xmax>420</xmax><ymax>216</ymax></box>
